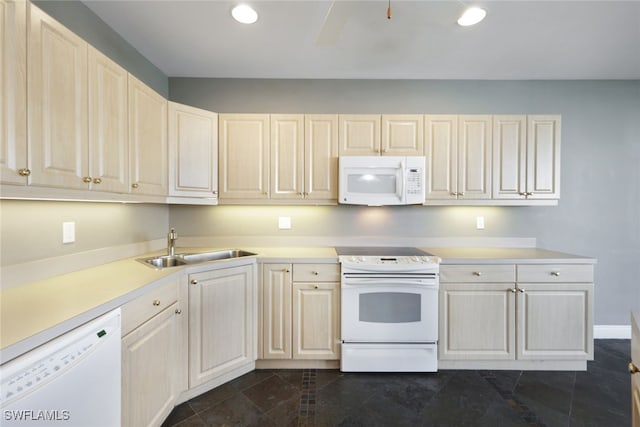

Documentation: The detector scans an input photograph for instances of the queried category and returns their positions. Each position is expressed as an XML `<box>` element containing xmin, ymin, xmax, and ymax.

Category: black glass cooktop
<box><xmin>334</xmin><ymin>247</ymin><xmax>432</xmax><ymax>256</ymax></box>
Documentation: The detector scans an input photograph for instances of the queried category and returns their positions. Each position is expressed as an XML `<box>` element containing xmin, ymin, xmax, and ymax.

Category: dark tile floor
<box><xmin>162</xmin><ymin>340</ymin><xmax>631</xmax><ymax>427</ymax></box>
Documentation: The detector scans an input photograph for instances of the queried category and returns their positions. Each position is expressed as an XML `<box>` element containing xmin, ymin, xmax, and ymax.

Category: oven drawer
<box><xmin>517</xmin><ymin>264</ymin><xmax>594</xmax><ymax>283</ymax></box>
<box><xmin>293</xmin><ymin>263</ymin><xmax>340</xmax><ymax>282</ymax></box>
<box><xmin>440</xmin><ymin>265</ymin><xmax>515</xmax><ymax>283</ymax></box>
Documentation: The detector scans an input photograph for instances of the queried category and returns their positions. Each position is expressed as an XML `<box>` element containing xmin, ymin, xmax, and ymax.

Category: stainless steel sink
<box><xmin>138</xmin><ymin>249</ymin><xmax>258</xmax><ymax>269</ymax></box>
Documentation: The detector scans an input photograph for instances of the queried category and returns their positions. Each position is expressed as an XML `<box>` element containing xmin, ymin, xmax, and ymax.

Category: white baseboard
<box><xmin>594</xmin><ymin>324</ymin><xmax>631</xmax><ymax>339</ymax></box>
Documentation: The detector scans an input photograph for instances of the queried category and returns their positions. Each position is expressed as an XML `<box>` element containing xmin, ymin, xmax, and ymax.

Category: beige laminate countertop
<box><xmin>1</xmin><ymin>245</ymin><xmax>593</xmax><ymax>363</ymax></box>
<box><xmin>425</xmin><ymin>247</ymin><xmax>596</xmax><ymax>265</ymax></box>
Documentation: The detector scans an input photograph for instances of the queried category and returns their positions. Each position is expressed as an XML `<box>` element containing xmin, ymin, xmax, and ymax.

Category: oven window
<box><xmin>359</xmin><ymin>292</ymin><xmax>421</xmax><ymax>323</ymax></box>
<box><xmin>347</xmin><ymin>174</ymin><xmax>396</xmax><ymax>194</ymax></box>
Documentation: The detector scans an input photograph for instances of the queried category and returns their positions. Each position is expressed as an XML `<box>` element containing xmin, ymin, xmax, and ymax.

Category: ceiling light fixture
<box><xmin>231</xmin><ymin>4</ymin><xmax>258</xmax><ymax>24</ymax></box>
<box><xmin>457</xmin><ymin>6</ymin><xmax>486</xmax><ymax>26</ymax></box>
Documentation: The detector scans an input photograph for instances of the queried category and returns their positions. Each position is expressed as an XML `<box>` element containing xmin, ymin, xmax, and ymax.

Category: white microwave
<box><xmin>339</xmin><ymin>156</ymin><xmax>426</xmax><ymax>206</ymax></box>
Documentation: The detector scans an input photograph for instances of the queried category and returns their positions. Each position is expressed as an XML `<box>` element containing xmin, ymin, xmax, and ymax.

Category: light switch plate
<box><xmin>476</xmin><ymin>216</ymin><xmax>485</xmax><ymax>230</ymax></box>
<box><xmin>62</xmin><ymin>222</ymin><xmax>75</xmax><ymax>244</ymax></box>
<box><xmin>278</xmin><ymin>216</ymin><xmax>292</xmax><ymax>230</ymax></box>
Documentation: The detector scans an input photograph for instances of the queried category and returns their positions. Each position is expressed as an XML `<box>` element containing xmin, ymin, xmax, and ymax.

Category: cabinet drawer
<box><xmin>517</xmin><ymin>264</ymin><xmax>594</xmax><ymax>283</ymax></box>
<box><xmin>293</xmin><ymin>263</ymin><xmax>340</xmax><ymax>282</ymax></box>
<box><xmin>440</xmin><ymin>265</ymin><xmax>515</xmax><ymax>283</ymax></box>
<box><xmin>121</xmin><ymin>279</ymin><xmax>179</xmax><ymax>336</ymax></box>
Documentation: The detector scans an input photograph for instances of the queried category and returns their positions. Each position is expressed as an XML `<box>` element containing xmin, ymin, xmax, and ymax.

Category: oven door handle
<box><xmin>342</xmin><ymin>279</ymin><xmax>437</xmax><ymax>288</ymax></box>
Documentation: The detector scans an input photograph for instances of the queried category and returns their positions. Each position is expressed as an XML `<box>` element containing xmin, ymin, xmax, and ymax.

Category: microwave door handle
<box><xmin>399</xmin><ymin>161</ymin><xmax>405</xmax><ymax>201</ymax></box>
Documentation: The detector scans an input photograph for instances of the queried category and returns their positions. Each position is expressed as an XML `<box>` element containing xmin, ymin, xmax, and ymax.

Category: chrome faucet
<box><xmin>167</xmin><ymin>228</ymin><xmax>177</xmax><ymax>256</ymax></box>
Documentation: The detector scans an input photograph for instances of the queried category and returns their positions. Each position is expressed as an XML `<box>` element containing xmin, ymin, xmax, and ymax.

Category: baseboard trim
<box><xmin>594</xmin><ymin>324</ymin><xmax>631</xmax><ymax>339</ymax></box>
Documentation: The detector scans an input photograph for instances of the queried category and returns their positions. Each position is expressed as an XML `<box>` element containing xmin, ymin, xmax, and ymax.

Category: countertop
<box><xmin>0</xmin><ymin>245</ymin><xmax>595</xmax><ymax>364</ymax></box>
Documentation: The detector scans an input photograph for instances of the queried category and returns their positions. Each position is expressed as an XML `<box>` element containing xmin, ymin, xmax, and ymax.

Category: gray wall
<box><xmin>169</xmin><ymin>79</ymin><xmax>640</xmax><ymax>325</ymax></box>
<box><xmin>32</xmin><ymin>0</ymin><xmax>168</xmax><ymax>97</ymax></box>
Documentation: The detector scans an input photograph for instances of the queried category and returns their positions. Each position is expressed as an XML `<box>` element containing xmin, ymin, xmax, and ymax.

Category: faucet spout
<box><xmin>167</xmin><ymin>228</ymin><xmax>177</xmax><ymax>256</ymax></box>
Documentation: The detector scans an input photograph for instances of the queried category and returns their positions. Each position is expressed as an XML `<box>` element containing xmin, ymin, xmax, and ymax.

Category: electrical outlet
<box><xmin>278</xmin><ymin>216</ymin><xmax>291</xmax><ymax>230</ymax></box>
<box><xmin>476</xmin><ymin>216</ymin><xmax>485</xmax><ymax>230</ymax></box>
<box><xmin>62</xmin><ymin>222</ymin><xmax>76</xmax><ymax>243</ymax></box>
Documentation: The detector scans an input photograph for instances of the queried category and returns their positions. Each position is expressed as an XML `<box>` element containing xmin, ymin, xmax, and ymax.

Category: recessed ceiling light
<box><xmin>231</xmin><ymin>4</ymin><xmax>258</xmax><ymax>24</ymax></box>
<box><xmin>457</xmin><ymin>7</ymin><xmax>487</xmax><ymax>27</ymax></box>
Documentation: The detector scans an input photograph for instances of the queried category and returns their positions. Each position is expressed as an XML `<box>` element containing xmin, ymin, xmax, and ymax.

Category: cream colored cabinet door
<box><xmin>188</xmin><ymin>264</ymin><xmax>256</xmax><ymax>388</ymax></box>
<box><xmin>516</xmin><ymin>283</ymin><xmax>593</xmax><ymax>360</ymax></box>
<box><xmin>492</xmin><ymin>115</ymin><xmax>527</xmax><ymax>199</ymax></box>
<box><xmin>338</xmin><ymin>114</ymin><xmax>381</xmax><ymax>156</ymax></box>
<box><xmin>0</xmin><ymin>0</ymin><xmax>28</xmax><ymax>184</ymax></box>
<box><xmin>632</xmin><ymin>311</ymin><xmax>640</xmax><ymax>427</ymax></box>
<box><xmin>122</xmin><ymin>303</ymin><xmax>182</xmax><ymax>427</ymax></box>
<box><xmin>28</xmin><ymin>4</ymin><xmax>88</xmax><ymax>189</ymax></box>
<box><xmin>261</xmin><ymin>263</ymin><xmax>292</xmax><ymax>359</ymax></box>
<box><xmin>168</xmin><ymin>102</ymin><xmax>218</xmax><ymax>198</ymax></box>
<box><xmin>439</xmin><ymin>283</ymin><xmax>516</xmax><ymax>360</ymax></box>
<box><xmin>458</xmin><ymin>115</ymin><xmax>492</xmax><ymax>199</ymax></box>
<box><xmin>270</xmin><ymin>114</ymin><xmax>304</xmax><ymax>200</ymax></box>
<box><xmin>424</xmin><ymin>115</ymin><xmax>458</xmax><ymax>200</ymax></box>
<box><xmin>218</xmin><ymin>114</ymin><xmax>269</xmax><ymax>201</ymax></box>
<box><xmin>526</xmin><ymin>115</ymin><xmax>561</xmax><ymax>199</ymax></box>
<box><xmin>88</xmin><ymin>46</ymin><xmax>128</xmax><ymax>193</ymax></box>
<box><xmin>128</xmin><ymin>74</ymin><xmax>167</xmax><ymax>196</ymax></box>
<box><xmin>304</xmin><ymin>114</ymin><xmax>338</xmax><ymax>201</ymax></box>
<box><xmin>381</xmin><ymin>115</ymin><xmax>424</xmax><ymax>156</ymax></box>
<box><xmin>292</xmin><ymin>282</ymin><xmax>340</xmax><ymax>360</ymax></box>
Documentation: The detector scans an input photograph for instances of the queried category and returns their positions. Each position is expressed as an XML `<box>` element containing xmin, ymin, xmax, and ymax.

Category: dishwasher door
<box><xmin>1</xmin><ymin>308</ymin><xmax>121</xmax><ymax>426</ymax></box>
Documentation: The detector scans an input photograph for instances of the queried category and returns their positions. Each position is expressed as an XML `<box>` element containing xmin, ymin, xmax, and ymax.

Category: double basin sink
<box><xmin>138</xmin><ymin>249</ymin><xmax>257</xmax><ymax>269</ymax></box>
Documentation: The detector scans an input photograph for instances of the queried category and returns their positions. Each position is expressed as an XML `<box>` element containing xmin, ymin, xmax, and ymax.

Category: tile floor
<box><xmin>162</xmin><ymin>339</ymin><xmax>630</xmax><ymax>427</ymax></box>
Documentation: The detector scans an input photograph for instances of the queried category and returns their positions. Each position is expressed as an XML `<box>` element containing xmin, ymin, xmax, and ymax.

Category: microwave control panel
<box><xmin>406</xmin><ymin>168</ymin><xmax>423</xmax><ymax>195</ymax></box>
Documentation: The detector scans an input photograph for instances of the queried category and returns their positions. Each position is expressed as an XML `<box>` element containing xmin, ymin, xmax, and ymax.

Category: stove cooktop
<box><xmin>334</xmin><ymin>247</ymin><xmax>432</xmax><ymax>257</ymax></box>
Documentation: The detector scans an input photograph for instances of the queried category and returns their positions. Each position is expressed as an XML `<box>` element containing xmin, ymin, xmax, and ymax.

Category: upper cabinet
<box><xmin>0</xmin><ymin>0</ymin><xmax>28</xmax><ymax>185</ymax></box>
<box><xmin>168</xmin><ymin>102</ymin><xmax>218</xmax><ymax>200</ymax></box>
<box><xmin>493</xmin><ymin>115</ymin><xmax>561</xmax><ymax>201</ymax></box>
<box><xmin>128</xmin><ymin>74</ymin><xmax>167</xmax><ymax>196</ymax></box>
<box><xmin>88</xmin><ymin>46</ymin><xmax>129</xmax><ymax>193</ymax></box>
<box><xmin>339</xmin><ymin>114</ymin><xmax>423</xmax><ymax>156</ymax></box>
<box><xmin>425</xmin><ymin>115</ymin><xmax>492</xmax><ymax>201</ymax></box>
<box><xmin>218</xmin><ymin>114</ymin><xmax>270</xmax><ymax>201</ymax></box>
<box><xmin>219</xmin><ymin>113</ymin><xmax>338</xmax><ymax>204</ymax></box>
<box><xmin>27</xmin><ymin>4</ymin><xmax>88</xmax><ymax>189</ymax></box>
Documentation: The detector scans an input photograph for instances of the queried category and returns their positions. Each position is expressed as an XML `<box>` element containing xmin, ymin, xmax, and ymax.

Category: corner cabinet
<box><xmin>259</xmin><ymin>263</ymin><xmax>340</xmax><ymax>366</ymax></box>
<box><xmin>439</xmin><ymin>263</ymin><xmax>593</xmax><ymax>370</ymax></box>
<box><xmin>168</xmin><ymin>102</ymin><xmax>218</xmax><ymax>200</ymax></box>
<box><xmin>128</xmin><ymin>74</ymin><xmax>167</xmax><ymax>196</ymax></box>
<box><xmin>121</xmin><ymin>279</ymin><xmax>187</xmax><ymax>427</ymax></box>
<box><xmin>0</xmin><ymin>0</ymin><xmax>28</xmax><ymax>185</ymax></box>
<box><xmin>188</xmin><ymin>263</ymin><xmax>257</xmax><ymax>389</ymax></box>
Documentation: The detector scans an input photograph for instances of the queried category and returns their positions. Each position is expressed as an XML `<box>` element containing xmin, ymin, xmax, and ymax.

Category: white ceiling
<box><xmin>82</xmin><ymin>0</ymin><xmax>640</xmax><ymax>80</ymax></box>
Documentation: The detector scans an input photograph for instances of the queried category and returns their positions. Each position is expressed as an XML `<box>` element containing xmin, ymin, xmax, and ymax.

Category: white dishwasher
<box><xmin>1</xmin><ymin>308</ymin><xmax>121</xmax><ymax>426</ymax></box>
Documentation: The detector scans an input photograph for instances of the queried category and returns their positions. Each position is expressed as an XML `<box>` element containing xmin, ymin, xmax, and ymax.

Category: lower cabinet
<box><xmin>631</xmin><ymin>311</ymin><xmax>639</xmax><ymax>427</ymax></box>
<box><xmin>261</xmin><ymin>263</ymin><xmax>340</xmax><ymax>361</ymax></box>
<box><xmin>439</xmin><ymin>263</ymin><xmax>593</xmax><ymax>368</ymax></box>
<box><xmin>188</xmin><ymin>263</ymin><xmax>257</xmax><ymax>388</ymax></box>
<box><xmin>121</xmin><ymin>279</ymin><xmax>187</xmax><ymax>427</ymax></box>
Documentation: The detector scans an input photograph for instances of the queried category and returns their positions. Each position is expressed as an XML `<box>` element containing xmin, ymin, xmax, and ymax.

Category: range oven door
<box><xmin>341</xmin><ymin>280</ymin><xmax>438</xmax><ymax>343</ymax></box>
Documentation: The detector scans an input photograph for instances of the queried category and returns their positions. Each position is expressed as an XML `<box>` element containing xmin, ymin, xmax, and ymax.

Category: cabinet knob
<box><xmin>630</xmin><ymin>362</ymin><xmax>640</xmax><ymax>374</ymax></box>
<box><xmin>83</xmin><ymin>176</ymin><xmax>92</xmax><ymax>183</ymax></box>
<box><xmin>152</xmin><ymin>299</ymin><xmax>161</xmax><ymax>306</ymax></box>
<box><xmin>314</xmin><ymin>285</ymin><xmax>319</xmax><ymax>289</ymax></box>
<box><xmin>212</xmin><ymin>191</ymin><xmax>218</xmax><ymax>195</ymax></box>
<box><xmin>18</xmin><ymin>168</ymin><xmax>31</xmax><ymax>176</ymax></box>
<box><xmin>518</xmin><ymin>288</ymin><xmax>525</xmax><ymax>293</ymax></box>
<box><xmin>190</xmin><ymin>279</ymin><xmax>198</xmax><ymax>285</ymax></box>
<box><xmin>551</xmin><ymin>271</ymin><xmax>561</xmax><ymax>277</ymax></box>
<box><xmin>526</xmin><ymin>192</ymin><xmax>534</xmax><ymax>196</ymax></box>
<box><xmin>472</xmin><ymin>271</ymin><xmax>482</xmax><ymax>277</ymax></box>
<box><xmin>131</xmin><ymin>183</ymin><xmax>139</xmax><ymax>189</ymax></box>
<box><xmin>92</xmin><ymin>177</ymin><xmax>102</xmax><ymax>184</ymax></box>
<box><xmin>509</xmin><ymin>288</ymin><xmax>517</xmax><ymax>293</ymax></box>
<box><xmin>175</xmin><ymin>308</ymin><xmax>182</xmax><ymax>315</ymax></box>
<box><xmin>312</xmin><ymin>271</ymin><xmax>319</xmax><ymax>275</ymax></box>
<box><xmin>285</xmin><ymin>269</ymin><xmax>290</xmax><ymax>273</ymax></box>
